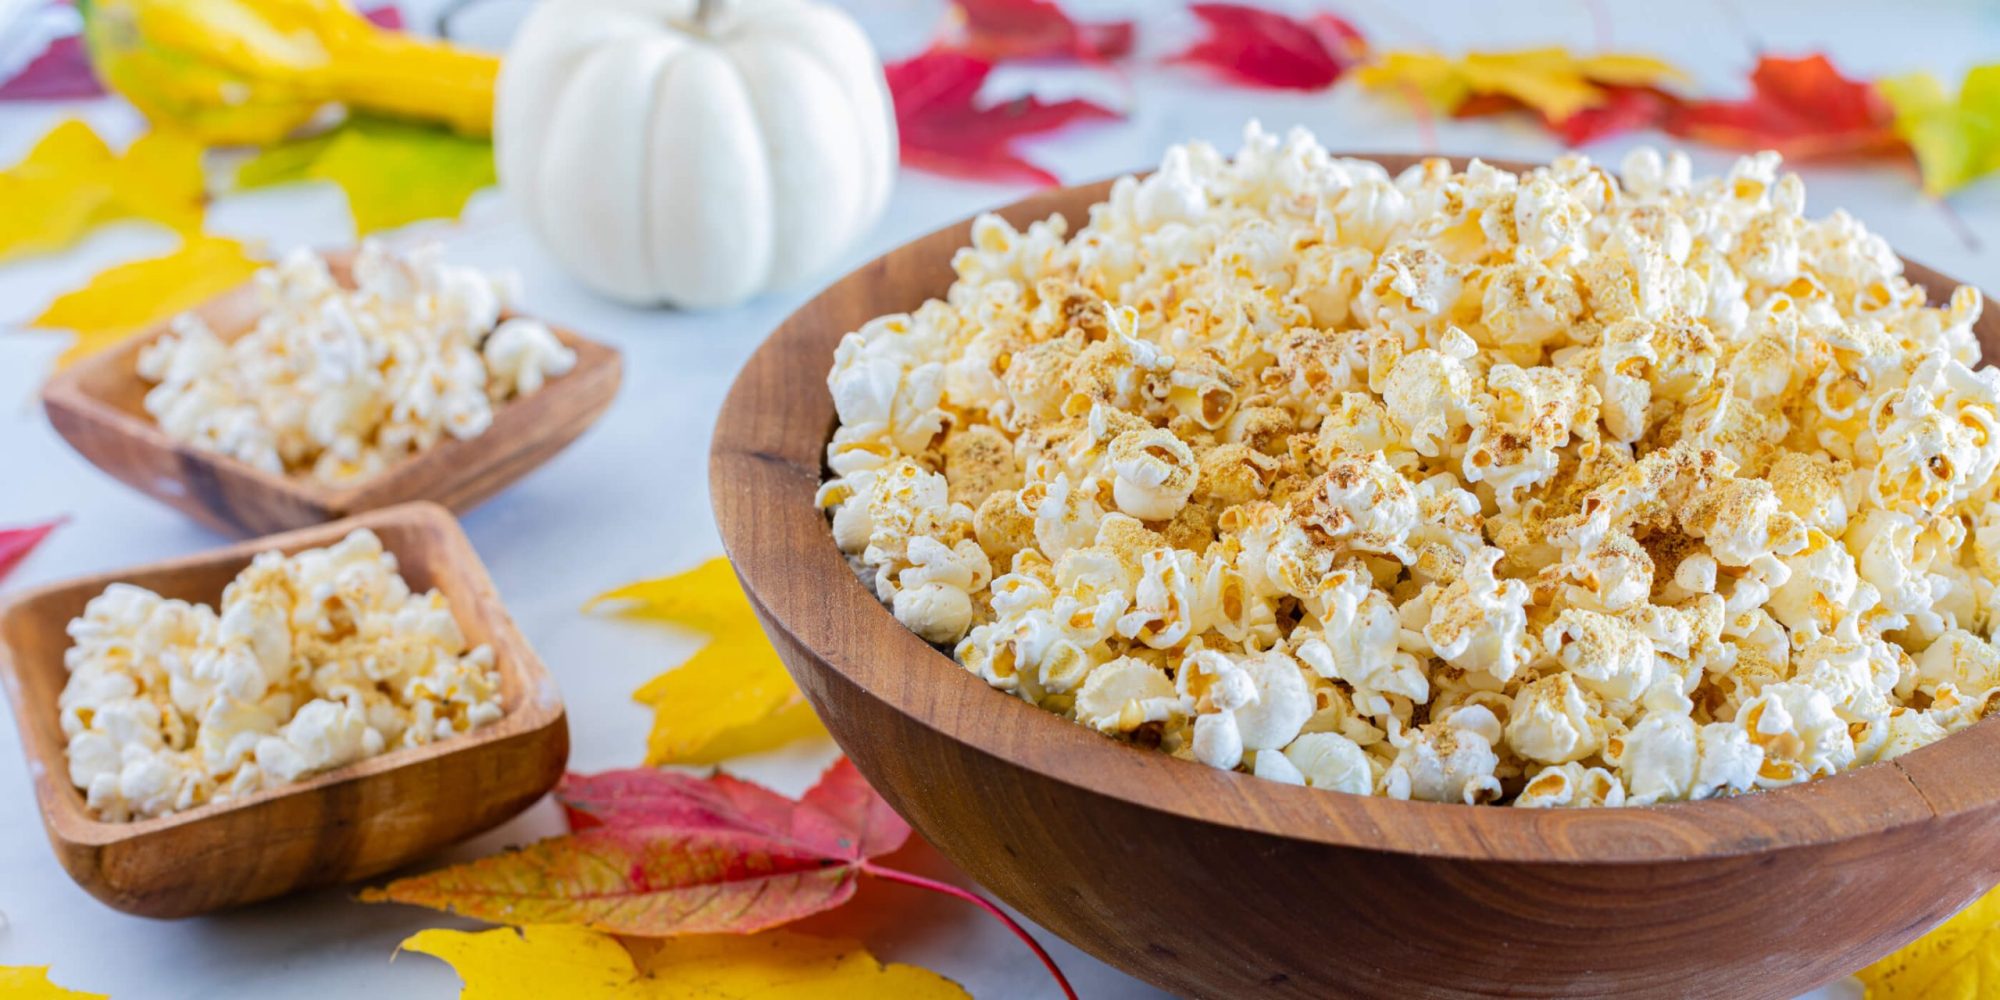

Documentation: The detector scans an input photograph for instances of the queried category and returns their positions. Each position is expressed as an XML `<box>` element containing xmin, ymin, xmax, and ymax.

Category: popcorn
<box><xmin>59</xmin><ymin>530</ymin><xmax>504</xmax><ymax>821</ymax></box>
<box><xmin>823</xmin><ymin>123</ymin><xmax>2000</xmax><ymax>806</ymax></box>
<box><xmin>138</xmin><ymin>243</ymin><xmax>573</xmax><ymax>484</ymax></box>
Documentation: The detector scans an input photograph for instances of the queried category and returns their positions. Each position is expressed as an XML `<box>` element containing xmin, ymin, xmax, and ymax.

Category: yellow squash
<box><xmin>81</xmin><ymin>0</ymin><xmax>496</xmax><ymax>145</ymax></box>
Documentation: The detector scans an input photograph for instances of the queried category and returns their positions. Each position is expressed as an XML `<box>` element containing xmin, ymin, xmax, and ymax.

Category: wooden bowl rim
<box><xmin>712</xmin><ymin>154</ymin><xmax>2000</xmax><ymax>866</ymax></box>
<box><xmin>0</xmin><ymin>501</ymin><xmax>566</xmax><ymax>848</ymax></box>
<box><xmin>39</xmin><ymin>248</ymin><xmax>623</xmax><ymax>512</ymax></box>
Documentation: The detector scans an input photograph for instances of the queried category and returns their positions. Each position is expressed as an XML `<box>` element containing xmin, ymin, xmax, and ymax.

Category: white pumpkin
<box><xmin>496</xmin><ymin>0</ymin><xmax>897</xmax><ymax>309</ymax></box>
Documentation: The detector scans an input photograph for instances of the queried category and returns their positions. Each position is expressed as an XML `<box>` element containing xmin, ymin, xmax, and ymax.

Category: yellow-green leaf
<box><xmin>0</xmin><ymin>120</ymin><xmax>205</xmax><ymax>263</ymax></box>
<box><xmin>1356</xmin><ymin>47</ymin><xmax>1686</xmax><ymax>121</ymax></box>
<box><xmin>401</xmin><ymin>925</ymin><xmax>967</xmax><ymax>1000</ymax></box>
<box><xmin>588</xmin><ymin>558</ymin><xmax>827</xmax><ymax>765</ymax></box>
<box><xmin>30</xmin><ymin>235</ymin><xmax>262</xmax><ymax>367</ymax></box>
<box><xmin>1879</xmin><ymin>66</ymin><xmax>2000</xmax><ymax>196</ymax></box>
<box><xmin>0</xmin><ymin>965</ymin><xmax>106</xmax><ymax>999</ymax></box>
<box><xmin>1858</xmin><ymin>883</ymin><xmax>2000</xmax><ymax>998</ymax></box>
<box><xmin>235</xmin><ymin>116</ymin><xmax>494</xmax><ymax>235</ymax></box>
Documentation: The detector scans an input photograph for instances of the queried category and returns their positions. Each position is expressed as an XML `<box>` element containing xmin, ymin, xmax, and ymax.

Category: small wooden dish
<box><xmin>714</xmin><ymin>159</ymin><xmax>2000</xmax><ymax>999</ymax></box>
<box><xmin>42</xmin><ymin>252</ymin><xmax>622</xmax><ymax>537</ymax></box>
<box><xmin>0</xmin><ymin>502</ymin><xmax>568</xmax><ymax>918</ymax></box>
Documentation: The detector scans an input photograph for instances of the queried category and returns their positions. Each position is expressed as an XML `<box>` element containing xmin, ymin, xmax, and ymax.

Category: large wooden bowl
<box><xmin>711</xmin><ymin>159</ymin><xmax>2000</xmax><ymax>999</ymax></box>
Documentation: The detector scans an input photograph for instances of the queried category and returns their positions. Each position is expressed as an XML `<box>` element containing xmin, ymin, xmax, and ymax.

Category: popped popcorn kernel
<box><xmin>822</xmin><ymin>123</ymin><xmax>2000</xmax><ymax>806</ymax></box>
<box><xmin>60</xmin><ymin>530</ymin><xmax>504</xmax><ymax>821</ymax></box>
<box><xmin>138</xmin><ymin>243</ymin><xmax>574</xmax><ymax>484</ymax></box>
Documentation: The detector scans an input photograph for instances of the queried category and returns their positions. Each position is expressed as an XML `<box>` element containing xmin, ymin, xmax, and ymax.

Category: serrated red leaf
<box><xmin>1552</xmin><ymin>85</ymin><xmax>1681</xmax><ymax>145</ymax></box>
<box><xmin>950</xmin><ymin>0</ymin><xmax>1134</xmax><ymax>62</ymax></box>
<box><xmin>888</xmin><ymin>48</ymin><xmax>1120</xmax><ymax>186</ymax></box>
<box><xmin>362</xmin><ymin>3</ymin><xmax>405</xmax><ymax>30</ymax></box>
<box><xmin>1171</xmin><ymin>3</ymin><xmax>1367</xmax><ymax>91</ymax></box>
<box><xmin>0</xmin><ymin>36</ymin><xmax>102</xmax><ymax>101</ymax></box>
<box><xmin>0</xmin><ymin>519</ymin><xmax>62</xmax><ymax>584</ymax></box>
<box><xmin>1668</xmin><ymin>53</ymin><xmax>1900</xmax><ymax>160</ymax></box>
<box><xmin>365</xmin><ymin>759</ymin><xmax>910</xmax><ymax>935</ymax></box>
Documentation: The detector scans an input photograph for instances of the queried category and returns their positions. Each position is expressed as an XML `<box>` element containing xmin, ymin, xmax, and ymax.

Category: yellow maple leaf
<box><xmin>30</xmin><ymin>235</ymin><xmax>263</xmax><ymax>367</ymax></box>
<box><xmin>587</xmin><ymin>558</ymin><xmax>827</xmax><ymax>765</ymax></box>
<box><xmin>0</xmin><ymin>119</ymin><xmax>205</xmax><ymax>263</ymax></box>
<box><xmin>1356</xmin><ymin>47</ymin><xmax>1686</xmax><ymax>122</ymax></box>
<box><xmin>0</xmin><ymin>965</ymin><xmax>106</xmax><ymax>999</ymax></box>
<box><xmin>1857</xmin><ymin>883</ymin><xmax>2000</xmax><ymax>998</ymax></box>
<box><xmin>1879</xmin><ymin>66</ymin><xmax>2000</xmax><ymax>197</ymax></box>
<box><xmin>401</xmin><ymin>925</ymin><xmax>967</xmax><ymax>1000</ymax></box>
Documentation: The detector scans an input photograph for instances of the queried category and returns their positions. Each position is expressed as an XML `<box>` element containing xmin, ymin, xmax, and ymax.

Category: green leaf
<box><xmin>1879</xmin><ymin>66</ymin><xmax>2000</xmax><ymax>196</ymax></box>
<box><xmin>233</xmin><ymin>116</ymin><xmax>494</xmax><ymax>234</ymax></box>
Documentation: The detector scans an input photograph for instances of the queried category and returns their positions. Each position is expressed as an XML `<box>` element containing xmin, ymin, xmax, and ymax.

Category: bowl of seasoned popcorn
<box><xmin>714</xmin><ymin>125</ymin><xmax>2000</xmax><ymax>998</ymax></box>
<box><xmin>42</xmin><ymin>243</ymin><xmax>622</xmax><ymax>537</ymax></box>
<box><xmin>0</xmin><ymin>502</ymin><xmax>566</xmax><ymax>917</ymax></box>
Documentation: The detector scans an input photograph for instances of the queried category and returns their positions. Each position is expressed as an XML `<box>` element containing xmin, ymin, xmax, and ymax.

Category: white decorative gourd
<box><xmin>496</xmin><ymin>0</ymin><xmax>898</xmax><ymax>309</ymax></box>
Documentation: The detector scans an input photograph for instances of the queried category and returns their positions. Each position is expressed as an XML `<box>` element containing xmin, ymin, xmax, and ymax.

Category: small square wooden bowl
<box><xmin>41</xmin><ymin>252</ymin><xmax>622</xmax><ymax>537</ymax></box>
<box><xmin>0</xmin><ymin>502</ymin><xmax>568</xmax><ymax>918</ymax></box>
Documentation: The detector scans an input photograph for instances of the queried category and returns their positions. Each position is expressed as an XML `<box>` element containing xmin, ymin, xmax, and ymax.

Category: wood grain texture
<box><xmin>711</xmin><ymin>158</ymin><xmax>2000</xmax><ymax>999</ymax></box>
<box><xmin>0</xmin><ymin>502</ymin><xmax>568</xmax><ymax>918</ymax></box>
<box><xmin>41</xmin><ymin>252</ymin><xmax>622</xmax><ymax>537</ymax></box>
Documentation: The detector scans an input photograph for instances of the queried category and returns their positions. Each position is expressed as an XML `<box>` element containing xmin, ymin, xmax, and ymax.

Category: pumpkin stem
<box><xmin>694</xmin><ymin>0</ymin><xmax>720</xmax><ymax>29</ymax></box>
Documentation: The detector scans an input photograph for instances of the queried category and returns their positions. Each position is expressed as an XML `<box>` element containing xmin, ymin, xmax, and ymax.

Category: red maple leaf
<box><xmin>0</xmin><ymin>519</ymin><xmax>62</xmax><ymax>585</ymax></box>
<box><xmin>366</xmin><ymin>758</ymin><xmax>1081</xmax><ymax>997</ymax></box>
<box><xmin>1668</xmin><ymin>53</ymin><xmax>1901</xmax><ymax>160</ymax></box>
<box><xmin>1551</xmin><ymin>85</ymin><xmax>1682</xmax><ymax>146</ymax></box>
<box><xmin>0</xmin><ymin>36</ymin><xmax>101</xmax><ymax>101</ymax></box>
<box><xmin>948</xmin><ymin>0</ymin><xmax>1134</xmax><ymax>62</ymax></box>
<box><xmin>1171</xmin><ymin>3</ymin><xmax>1368</xmax><ymax>91</ymax></box>
<box><xmin>887</xmin><ymin>48</ymin><xmax>1121</xmax><ymax>186</ymax></box>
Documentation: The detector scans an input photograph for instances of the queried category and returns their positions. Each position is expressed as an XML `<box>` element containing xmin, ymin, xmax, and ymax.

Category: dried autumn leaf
<box><xmin>0</xmin><ymin>966</ymin><xmax>105</xmax><ymax>999</ymax></box>
<box><xmin>362</xmin><ymin>760</ymin><xmax>911</xmax><ymax>936</ymax></box>
<box><xmin>0</xmin><ymin>119</ymin><xmax>205</xmax><ymax>263</ymax></box>
<box><xmin>1879</xmin><ymin>66</ymin><xmax>2000</xmax><ymax>197</ymax></box>
<box><xmin>1668</xmin><ymin>54</ymin><xmax>1900</xmax><ymax>160</ymax></box>
<box><xmin>1856</xmin><ymin>883</ymin><xmax>2000</xmax><ymax>997</ymax></box>
<box><xmin>944</xmin><ymin>0</ymin><xmax>1134</xmax><ymax>62</ymax></box>
<box><xmin>1357</xmin><ymin>47</ymin><xmax>1687</xmax><ymax>138</ymax></box>
<box><xmin>29</xmin><ymin>235</ymin><xmax>261</xmax><ymax>367</ymax></box>
<box><xmin>233</xmin><ymin>116</ymin><xmax>495</xmax><ymax>235</ymax></box>
<box><xmin>0</xmin><ymin>36</ymin><xmax>105</xmax><ymax>100</ymax></box>
<box><xmin>1171</xmin><ymin>3</ymin><xmax>1366</xmax><ymax>91</ymax></box>
<box><xmin>401</xmin><ymin>924</ymin><xmax>969</xmax><ymax>1000</ymax></box>
<box><xmin>0</xmin><ymin>519</ymin><xmax>64</xmax><ymax>585</ymax></box>
<box><xmin>887</xmin><ymin>48</ymin><xmax>1120</xmax><ymax>186</ymax></box>
<box><xmin>587</xmin><ymin>557</ymin><xmax>827</xmax><ymax>765</ymax></box>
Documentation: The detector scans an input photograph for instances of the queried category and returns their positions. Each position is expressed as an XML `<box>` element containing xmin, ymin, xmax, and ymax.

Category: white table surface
<box><xmin>1</xmin><ymin>0</ymin><xmax>1992</xmax><ymax>996</ymax></box>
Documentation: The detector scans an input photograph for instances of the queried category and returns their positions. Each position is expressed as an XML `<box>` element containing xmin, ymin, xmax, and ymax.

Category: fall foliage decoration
<box><xmin>1880</xmin><ymin>65</ymin><xmax>2000</xmax><ymax>196</ymax></box>
<box><xmin>402</xmin><ymin>924</ymin><xmax>969</xmax><ymax>1000</ymax></box>
<box><xmin>28</xmin><ymin>235</ymin><xmax>262</xmax><ymax>366</ymax></box>
<box><xmin>1857</xmin><ymin>882</ymin><xmax>2000</xmax><ymax>997</ymax></box>
<box><xmin>942</xmin><ymin>0</ymin><xmax>1135</xmax><ymax>63</ymax></box>
<box><xmin>0</xmin><ymin>119</ymin><xmax>204</xmax><ymax>263</ymax></box>
<box><xmin>367</xmin><ymin>760</ymin><xmax>1077</xmax><ymax>998</ymax></box>
<box><xmin>234</xmin><ymin>115</ymin><xmax>497</xmax><ymax>235</ymax></box>
<box><xmin>586</xmin><ymin>558</ymin><xmax>827</xmax><ymax>766</ymax></box>
<box><xmin>79</xmin><ymin>0</ymin><xmax>496</xmax><ymax>145</ymax></box>
<box><xmin>0</xmin><ymin>519</ymin><xmax>65</xmax><ymax>585</ymax></box>
<box><xmin>0</xmin><ymin>36</ymin><xmax>105</xmax><ymax>101</ymax></box>
<box><xmin>1355</xmin><ymin>47</ymin><xmax>1686</xmax><ymax>143</ymax></box>
<box><xmin>886</xmin><ymin>48</ymin><xmax>1121</xmax><ymax>186</ymax></box>
<box><xmin>0</xmin><ymin>966</ymin><xmax>104</xmax><ymax>1000</ymax></box>
<box><xmin>1668</xmin><ymin>54</ymin><xmax>1901</xmax><ymax>160</ymax></box>
<box><xmin>1170</xmin><ymin>3</ymin><xmax>1367</xmax><ymax>91</ymax></box>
